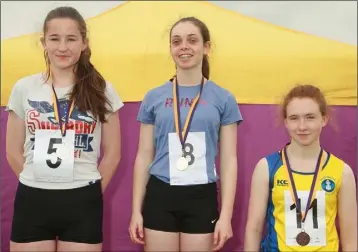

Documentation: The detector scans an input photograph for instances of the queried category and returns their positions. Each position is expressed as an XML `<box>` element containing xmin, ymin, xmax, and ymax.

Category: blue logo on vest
<box><xmin>321</xmin><ymin>179</ymin><xmax>335</xmax><ymax>193</ymax></box>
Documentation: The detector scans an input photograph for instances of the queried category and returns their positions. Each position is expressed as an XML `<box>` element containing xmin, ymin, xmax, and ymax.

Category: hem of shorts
<box><xmin>10</xmin><ymin>237</ymin><xmax>56</xmax><ymax>243</ymax></box>
<box><xmin>143</xmin><ymin>225</ymin><xmax>179</xmax><ymax>233</ymax></box>
<box><xmin>18</xmin><ymin>176</ymin><xmax>101</xmax><ymax>190</ymax></box>
<box><xmin>57</xmin><ymin>238</ymin><xmax>103</xmax><ymax>244</ymax></box>
<box><xmin>143</xmin><ymin>225</ymin><xmax>214</xmax><ymax>234</ymax></box>
<box><xmin>179</xmin><ymin>229</ymin><xmax>215</xmax><ymax>234</ymax></box>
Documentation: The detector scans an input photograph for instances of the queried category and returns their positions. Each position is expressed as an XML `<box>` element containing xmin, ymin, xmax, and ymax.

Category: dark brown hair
<box><xmin>43</xmin><ymin>6</ymin><xmax>111</xmax><ymax>123</ymax></box>
<box><xmin>169</xmin><ymin>17</ymin><xmax>210</xmax><ymax>80</ymax></box>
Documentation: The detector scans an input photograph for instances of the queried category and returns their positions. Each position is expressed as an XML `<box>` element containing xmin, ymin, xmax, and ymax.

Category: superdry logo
<box><xmin>277</xmin><ymin>179</ymin><xmax>288</xmax><ymax>186</ymax></box>
<box><xmin>26</xmin><ymin>98</ymin><xmax>98</xmax><ymax>158</ymax></box>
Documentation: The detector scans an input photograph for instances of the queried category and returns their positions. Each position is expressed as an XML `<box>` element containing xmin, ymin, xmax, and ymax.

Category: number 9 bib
<box><xmin>33</xmin><ymin>129</ymin><xmax>75</xmax><ymax>182</ymax></box>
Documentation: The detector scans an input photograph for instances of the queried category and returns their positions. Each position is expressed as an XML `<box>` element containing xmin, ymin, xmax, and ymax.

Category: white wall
<box><xmin>1</xmin><ymin>1</ymin><xmax>123</xmax><ymax>39</ymax></box>
<box><xmin>1</xmin><ymin>1</ymin><xmax>357</xmax><ymax>45</ymax></box>
<box><xmin>214</xmin><ymin>1</ymin><xmax>357</xmax><ymax>45</ymax></box>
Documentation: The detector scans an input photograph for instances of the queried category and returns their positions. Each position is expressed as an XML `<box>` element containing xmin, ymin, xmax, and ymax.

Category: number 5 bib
<box><xmin>33</xmin><ymin>85</ymin><xmax>75</xmax><ymax>182</ymax></box>
<box><xmin>33</xmin><ymin>129</ymin><xmax>75</xmax><ymax>182</ymax></box>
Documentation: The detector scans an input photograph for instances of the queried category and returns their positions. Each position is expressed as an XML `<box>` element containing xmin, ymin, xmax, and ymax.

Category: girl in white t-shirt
<box><xmin>5</xmin><ymin>6</ymin><xmax>123</xmax><ymax>252</ymax></box>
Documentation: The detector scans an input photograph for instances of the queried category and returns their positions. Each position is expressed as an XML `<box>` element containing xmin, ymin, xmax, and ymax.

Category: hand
<box><xmin>213</xmin><ymin>218</ymin><xmax>233</xmax><ymax>251</ymax></box>
<box><xmin>129</xmin><ymin>212</ymin><xmax>145</xmax><ymax>244</ymax></box>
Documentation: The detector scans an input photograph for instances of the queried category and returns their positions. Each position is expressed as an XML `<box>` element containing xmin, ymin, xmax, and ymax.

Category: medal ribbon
<box><xmin>52</xmin><ymin>85</ymin><xmax>74</xmax><ymax>137</ymax></box>
<box><xmin>282</xmin><ymin>146</ymin><xmax>324</xmax><ymax>224</ymax></box>
<box><xmin>173</xmin><ymin>76</ymin><xmax>205</xmax><ymax>153</ymax></box>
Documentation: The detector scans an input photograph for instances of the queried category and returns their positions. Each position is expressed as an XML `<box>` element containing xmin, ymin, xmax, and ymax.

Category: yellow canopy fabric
<box><xmin>1</xmin><ymin>1</ymin><xmax>357</xmax><ymax>106</ymax></box>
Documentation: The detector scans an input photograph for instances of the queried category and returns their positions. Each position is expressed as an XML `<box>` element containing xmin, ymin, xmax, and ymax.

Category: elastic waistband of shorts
<box><xmin>17</xmin><ymin>179</ymin><xmax>101</xmax><ymax>193</ymax></box>
<box><xmin>18</xmin><ymin>175</ymin><xmax>101</xmax><ymax>190</ymax></box>
<box><xmin>148</xmin><ymin>175</ymin><xmax>217</xmax><ymax>191</ymax></box>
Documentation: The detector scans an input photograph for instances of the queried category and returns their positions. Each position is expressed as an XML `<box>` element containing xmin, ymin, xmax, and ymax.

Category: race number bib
<box><xmin>168</xmin><ymin>132</ymin><xmax>207</xmax><ymax>185</ymax></box>
<box><xmin>284</xmin><ymin>190</ymin><xmax>326</xmax><ymax>246</ymax></box>
<box><xmin>33</xmin><ymin>129</ymin><xmax>75</xmax><ymax>182</ymax></box>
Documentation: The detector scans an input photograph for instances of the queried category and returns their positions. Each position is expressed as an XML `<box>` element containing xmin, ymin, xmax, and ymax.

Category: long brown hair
<box><xmin>43</xmin><ymin>6</ymin><xmax>111</xmax><ymax>123</ymax></box>
<box><xmin>169</xmin><ymin>17</ymin><xmax>211</xmax><ymax>80</ymax></box>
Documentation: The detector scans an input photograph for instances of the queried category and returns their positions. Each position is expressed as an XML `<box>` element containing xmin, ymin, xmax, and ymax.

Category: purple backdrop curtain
<box><xmin>1</xmin><ymin>104</ymin><xmax>356</xmax><ymax>251</ymax></box>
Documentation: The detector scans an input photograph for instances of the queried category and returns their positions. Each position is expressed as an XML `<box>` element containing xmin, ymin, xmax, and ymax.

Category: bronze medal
<box><xmin>296</xmin><ymin>231</ymin><xmax>310</xmax><ymax>246</ymax></box>
<box><xmin>282</xmin><ymin>146</ymin><xmax>324</xmax><ymax>247</ymax></box>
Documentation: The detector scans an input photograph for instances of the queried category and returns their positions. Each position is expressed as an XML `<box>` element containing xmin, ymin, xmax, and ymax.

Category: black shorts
<box><xmin>142</xmin><ymin>175</ymin><xmax>219</xmax><ymax>234</ymax></box>
<box><xmin>10</xmin><ymin>181</ymin><xmax>103</xmax><ymax>244</ymax></box>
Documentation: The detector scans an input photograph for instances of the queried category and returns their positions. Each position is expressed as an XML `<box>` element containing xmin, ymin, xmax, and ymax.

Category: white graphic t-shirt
<box><xmin>6</xmin><ymin>73</ymin><xmax>124</xmax><ymax>189</ymax></box>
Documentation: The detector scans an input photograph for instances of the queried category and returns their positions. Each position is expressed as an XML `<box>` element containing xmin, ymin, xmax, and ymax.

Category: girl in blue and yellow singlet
<box><xmin>244</xmin><ymin>84</ymin><xmax>357</xmax><ymax>252</ymax></box>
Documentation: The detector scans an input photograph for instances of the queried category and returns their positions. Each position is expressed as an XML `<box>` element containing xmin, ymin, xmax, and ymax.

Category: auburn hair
<box><xmin>281</xmin><ymin>84</ymin><xmax>328</xmax><ymax>119</ymax></box>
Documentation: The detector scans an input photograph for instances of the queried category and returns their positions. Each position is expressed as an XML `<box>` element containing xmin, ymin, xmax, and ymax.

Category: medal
<box><xmin>176</xmin><ymin>156</ymin><xmax>189</xmax><ymax>171</ymax></box>
<box><xmin>282</xmin><ymin>145</ymin><xmax>325</xmax><ymax>246</ymax></box>
<box><xmin>296</xmin><ymin>231</ymin><xmax>310</xmax><ymax>246</ymax></box>
<box><xmin>52</xmin><ymin>85</ymin><xmax>74</xmax><ymax>156</ymax></box>
<box><xmin>172</xmin><ymin>76</ymin><xmax>206</xmax><ymax>171</ymax></box>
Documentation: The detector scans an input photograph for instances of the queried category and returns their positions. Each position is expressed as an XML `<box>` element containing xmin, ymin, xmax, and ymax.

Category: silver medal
<box><xmin>56</xmin><ymin>143</ymin><xmax>69</xmax><ymax>160</ymax></box>
<box><xmin>176</xmin><ymin>156</ymin><xmax>188</xmax><ymax>171</ymax></box>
